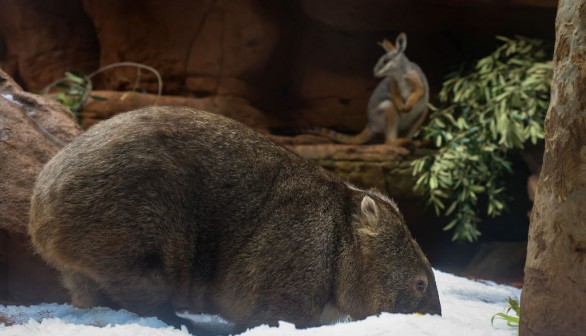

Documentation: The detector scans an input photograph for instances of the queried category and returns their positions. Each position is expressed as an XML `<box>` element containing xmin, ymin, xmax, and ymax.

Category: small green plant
<box><xmin>412</xmin><ymin>36</ymin><xmax>553</xmax><ymax>241</ymax></box>
<box><xmin>44</xmin><ymin>70</ymin><xmax>105</xmax><ymax>118</ymax></box>
<box><xmin>42</xmin><ymin>62</ymin><xmax>163</xmax><ymax>120</ymax></box>
<box><xmin>492</xmin><ymin>297</ymin><xmax>520</xmax><ymax>331</ymax></box>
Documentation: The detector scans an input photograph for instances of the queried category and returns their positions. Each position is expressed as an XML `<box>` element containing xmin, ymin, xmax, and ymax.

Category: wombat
<box><xmin>29</xmin><ymin>107</ymin><xmax>441</xmax><ymax>333</ymax></box>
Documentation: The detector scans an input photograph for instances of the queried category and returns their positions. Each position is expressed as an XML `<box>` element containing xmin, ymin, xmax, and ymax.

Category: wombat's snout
<box><xmin>418</xmin><ymin>300</ymin><xmax>442</xmax><ymax>316</ymax></box>
<box><xmin>416</xmin><ymin>281</ymin><xmax>442</xmax><ymax>316</ymax></box>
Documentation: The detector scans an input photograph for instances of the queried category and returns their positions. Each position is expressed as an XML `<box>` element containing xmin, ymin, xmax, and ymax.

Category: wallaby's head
<box><xmin>373</xmin><ymin>33</ymin><xmax>408</xmax><ymax>78</ymax></box>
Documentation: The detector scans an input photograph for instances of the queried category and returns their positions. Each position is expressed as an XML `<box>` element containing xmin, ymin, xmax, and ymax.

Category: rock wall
<box><xmin>0</xmin><ymin>0</ymin><xmax>98</xmax><ymax>90</ymax></box>
<box><xmin>0</xmin><ymin>69</ymin><xmax>81</xmax><ymax>304</ymax></box>
<box><xmin>0</xmin><ymin>0</ymin><xmax>557</xmax><ymax>132</ymax></box>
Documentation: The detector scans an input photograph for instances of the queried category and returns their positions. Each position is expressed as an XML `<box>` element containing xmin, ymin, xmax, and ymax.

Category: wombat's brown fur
<box><xmin>29</xmin><ymin>107</ymin><xmax>441</xmax><ymax>333</ymax></box>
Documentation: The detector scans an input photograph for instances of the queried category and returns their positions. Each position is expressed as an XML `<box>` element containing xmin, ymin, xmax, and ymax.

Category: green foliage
<box><xmin>45</xmin><ymin>71</ymin><xmax>104</xmax><ymax>119</ymax></box>
<box><xmin>492</xmin><ymin>297</ymin><xmax>520</xmax><ymax>332</ymax></box>
<box><xmin>42</xmin><ymin>62</ymin><xmax>163</xmax><ymax>121</ymax></box>
<box><xmin>412</xmin><ymin>36</ymin><xmax>553</xmax><ymax>242</ymax></box>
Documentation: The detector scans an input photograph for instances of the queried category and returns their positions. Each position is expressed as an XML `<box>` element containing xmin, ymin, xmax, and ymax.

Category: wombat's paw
<box><xmin>176</xmin><ymin>312</ymin><xmax>236</xmax><ymax>336</ymax></box>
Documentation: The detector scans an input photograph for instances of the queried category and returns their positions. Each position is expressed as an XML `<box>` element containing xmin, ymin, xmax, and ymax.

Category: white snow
<box><xmin>0</xmin><ymin>270</ymin><xmax>520</xmax><ymax>336</ymax></box>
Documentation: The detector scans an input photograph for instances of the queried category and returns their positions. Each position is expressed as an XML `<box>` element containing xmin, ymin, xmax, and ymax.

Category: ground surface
<box><xmin>0</xmin><ymin>270</ymin><xmax>520</xmax><ymax>336</ymax></box>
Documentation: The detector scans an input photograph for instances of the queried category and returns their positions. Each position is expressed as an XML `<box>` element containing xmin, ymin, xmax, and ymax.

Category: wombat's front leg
<box><xmin>100</xmin><ymin>274</ymin><xmax>195</xmax><ymax>333</ymax></box>
<box><xmin>64</xmin><ymin>270</ymin><xmax>193</xmax><ymax>332</ymax></box>
<box><xmin>125</xmin><ymin>299</ymin><xmax>196</xmax><ymax>334</ymax></box>
<box><xmin>62</xmin><ymin>270</ymin><xmax>119</xmax><ymax>309</ymax></box>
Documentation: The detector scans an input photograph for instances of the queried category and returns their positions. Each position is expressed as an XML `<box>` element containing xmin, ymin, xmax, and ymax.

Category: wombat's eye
<box><xmin>416</xmin><ymin>279</ymin><xmax>427</xmax><ymax>292</ymax></box>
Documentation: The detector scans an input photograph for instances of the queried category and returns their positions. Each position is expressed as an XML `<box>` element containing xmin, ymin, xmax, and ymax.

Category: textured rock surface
<box><xmin>80</xmin><ymin>90</ymin><xmax>274</xmax><ymax>130</ymax></box>
<box><xmin>0</xmin><ymin>70</ymin><xmax>81</xmax><ymax>233</ymax></box>
<box><xmin>82</xmin><ymin>0</ymin><xmax>279</xmax><ymax>97</ymax></box>
<box><xmin>0</xmin><ymin>69</ymin><xmax>79</xmax><ymax>304</ymax></box>
<box><xmin>521</xmin><ymin>1</ymin><xmax>586</xmax><ymax>334</ymax></box>
<box><xmin>0</xmin><ymin>0</ymin><xmax>98</xmax><ymax>90</ymax></box>
<box><xmin>465</xmin><ymin>242</ymin><xmax>526</xmax><ymax>287</ymax></box>
<box><xmin>288</xmin><ymin>143</ymin><xmax>418</xmax><ymax>199</ymax></box>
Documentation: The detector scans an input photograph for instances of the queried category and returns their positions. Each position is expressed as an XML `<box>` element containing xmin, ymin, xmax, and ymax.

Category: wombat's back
<box><xmin>30</xmin><ymin>106</ymin><xmax>324</xmax><ymax>263</ymax></box>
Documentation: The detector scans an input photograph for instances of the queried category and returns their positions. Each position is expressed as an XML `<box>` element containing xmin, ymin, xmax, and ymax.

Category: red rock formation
<box><xmin>0</xmin><ymin>0</ymin><xmax>558</xmax><ymax>132</ymax></box>
<box><xmin>0</xmin><ymin>69</ymin><xmax>80</xmax><ymax>304</ymax></box>
<box><xmin>82</xmin><ymin>0</ymin><xmax>279</xmax><ymax>98</ymax></box>
<box><xmin>80</xmin><ymin>90</ymin><xmax>273</xmax><ymax>130</ymax></box>
<box><xmin>0</xmin><ymin>0</ymin><xmax>98</xmax><ymax>90</ymax></box>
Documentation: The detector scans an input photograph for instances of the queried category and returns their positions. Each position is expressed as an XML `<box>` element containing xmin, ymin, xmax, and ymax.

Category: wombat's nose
<box><xmin>416</xmin><ymin>293</ymin><xmax>442</xmax><ymax>316</ymax></box>
<box><xmin>417</xmin><ymin>301</ymin><xmax>442</xmax><ymax>316</ymax></box>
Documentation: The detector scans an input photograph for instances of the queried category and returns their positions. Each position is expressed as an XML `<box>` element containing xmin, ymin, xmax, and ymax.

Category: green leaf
<box><xmin>491</xmin><ymin>297</ymin><xmax>520</xmax><ymax>330</ymax></box>
<box><xmin>429</xmin><ymin>175</ymin><xmax>439</xmax><ymax>190</ymax></box>
<box><xmin>65</xmin><ymin>71</ymin><xmax>87</xmax><ymax>84</ymax></box>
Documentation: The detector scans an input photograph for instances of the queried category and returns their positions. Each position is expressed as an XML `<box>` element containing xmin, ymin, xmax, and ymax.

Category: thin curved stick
<box><xmin>88</xmin><ymin>62</ymin><xmax>163</xmax><ymax>105</ymax></box>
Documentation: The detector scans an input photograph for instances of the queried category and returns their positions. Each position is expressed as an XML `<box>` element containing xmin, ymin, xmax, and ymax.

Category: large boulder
<box><xmin>0</xmin><ymin>0</ymin><xmax>98</xmax><ymax>90</ymax></box>
<box><xmin>0</xmin><ymin>69</ymin><xmax>80</xmax><ymax>304</ymax></box>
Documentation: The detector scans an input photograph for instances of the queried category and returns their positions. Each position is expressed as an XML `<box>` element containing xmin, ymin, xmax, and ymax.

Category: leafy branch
<box><xmin>412</xmin><ymin>36</ymin><xmax>553</xmax><ymax>242</ymax></box>
<box><xmin>42</xmin><ymin>62</ymin><xmax>163</xmax><ymax>120</ymax></box>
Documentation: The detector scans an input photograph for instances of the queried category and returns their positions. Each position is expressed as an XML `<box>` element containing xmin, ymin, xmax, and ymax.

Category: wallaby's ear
<box><xmin>396</xmin><ymin>33</ymin><xmax>407</xmax><ymax>53</ymax></box>
<box><xmin>358</xmin><ymin>195</ymin><xmax>381</xmax><ymax>237</ymax></box>
<box><xmin>379</xmin><ymin>38</ymin><xmax>396</xmax><ymax>52</ymax></box>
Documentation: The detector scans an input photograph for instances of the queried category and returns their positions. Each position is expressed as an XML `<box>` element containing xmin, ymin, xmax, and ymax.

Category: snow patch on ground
<box><xmin>0</xmin><ymin>270</ymin><xmax>520</xmax><ymax>336</ymax></box>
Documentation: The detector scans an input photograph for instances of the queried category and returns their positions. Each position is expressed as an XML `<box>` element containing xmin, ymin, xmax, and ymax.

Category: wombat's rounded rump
<box><xmin>29</xmin><ymin>107</ymin><xmax>441</xmax><ymax>332</ymax></box>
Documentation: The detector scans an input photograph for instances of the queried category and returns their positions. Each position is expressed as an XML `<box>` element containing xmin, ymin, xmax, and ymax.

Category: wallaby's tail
<box><xmin>306</xmin><ymin>127</ymin><xmax>374</xmax><ymax>145</ymax></box>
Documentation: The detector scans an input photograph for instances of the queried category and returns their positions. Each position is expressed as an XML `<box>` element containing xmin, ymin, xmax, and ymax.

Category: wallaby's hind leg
<box><xmin>404</xmin><ymin>106</ymin><xmax>428</xmax><ymax>140</ymax></box>
<box><xmin>384</xmin><ymin>105</ymin><xmax>400</xmax><ymax>145</ymax></box>
<box><xmin>62</xmin><ymin>270</ymin><xmax>119</xmax><ymax>309</ymax></box>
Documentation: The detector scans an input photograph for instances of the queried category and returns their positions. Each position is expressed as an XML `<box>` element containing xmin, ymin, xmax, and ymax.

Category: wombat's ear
<box><xmin>358</xmin><ymin>196</ymin><xmax>381</xmax><ymax>237</ymax></box>
<box><xmin>361</xmin><ymin>195</ymin><xmax>380</xmax><ymax>220</ymax></box>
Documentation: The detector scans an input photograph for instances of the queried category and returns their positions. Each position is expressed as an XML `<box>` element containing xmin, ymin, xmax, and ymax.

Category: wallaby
<box><xmin>309</xmin><ymin>33</ymin><xmax>429</xmax><ymax>145</ymax></box>
<box><xmin>29</xmin><ymin>107</ymin><xmax>441</xmax><ymax>334</ymax></box>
